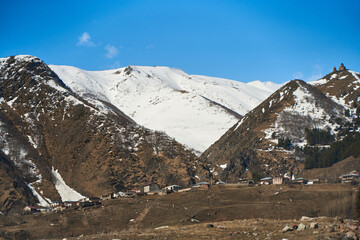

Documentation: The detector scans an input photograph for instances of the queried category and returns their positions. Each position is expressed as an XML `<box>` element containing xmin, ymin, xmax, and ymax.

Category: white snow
<box><xmin>27</xmin><ymin>183</ymin><xmax>50</xmax><ymax>207</ymax></box>
<box><xmin>50</xmin><ymin>65</ymin><xmax>282</xmax><ymax>152</ymax></box>
<box><xmin>219</xmin><ymin>163</ymin><xmax>227</xmax><ymax>169</ymax></box>
<box><xmin>27</xmin><ymin>135</ymin><xmax>38</xmax><ymax>149</ymax></box>
<box><xmin>263</xmin><ymin>81</ymin><xmax>343</xmax><ymax>147</ymax></box>
<box><xmin>247</xmin><ymin>80</ymin><xmax>284</xmax><ymax>93</ymax></box>
<box><xmin>51</xmin><ymin>167</ymin><xmax>85</xmax><ymax>201</ymax></box>
<box><xmin>308</xmin><ymin>78</ymin><xmax>328</xmax><ymax>85</ymax></box>
<box><xmin>349</xmin><ymin>70</ymin><xmax>360</xmax><ymax>83</ymax></box>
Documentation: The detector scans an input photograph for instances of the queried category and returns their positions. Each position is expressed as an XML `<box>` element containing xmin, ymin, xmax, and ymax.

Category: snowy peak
<box><xmin>1</xmin><ymin>55</ymin><xmax>210</xmax><ymax>211</ymax></box>
<box><xmin>50</xmin><ymin>64</ymin><xmax>282</xmax><ymax>152</ymax></box>
<box><xmin>0</xmin><ymin>55</ymin><xmax>68</xmax><ymax>97</ymax></box>
<box><xmin>310</xmin><ymin>68</ymin><xmax>360</xmax><ymax>110</ymax></box>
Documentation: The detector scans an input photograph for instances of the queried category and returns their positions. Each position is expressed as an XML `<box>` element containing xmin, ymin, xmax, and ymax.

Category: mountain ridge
<box><xmin>200</xmin><ymin>66</ymin><xmax>360</xmax><ymax>182</ymax></box>
<box><xmin>49</xmin><ymin>63</ymin><xmax>282</xmax><ymax>152</ymax></box>
<box><xmin>0</xmin><ymin>55</ymin><xmax>209</xmax><ymax>213</ymax></box>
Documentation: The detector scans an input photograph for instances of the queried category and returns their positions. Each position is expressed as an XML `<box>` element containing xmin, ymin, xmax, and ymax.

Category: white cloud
<box><xmin>105</xmin><ymin>44</ymin><xmax>118</xmax><ymax>58</ymax></box>
<box><xmin>77</xmin><ymin>32</ymin><xmax>94</xmax><ymax>46</ymax></box>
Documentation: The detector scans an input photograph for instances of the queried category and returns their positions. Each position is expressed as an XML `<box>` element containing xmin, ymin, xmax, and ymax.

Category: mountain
<box><xmin>0</xmin><ymin>55</ymin><xmax>209</xmax><ymax>213</ymax></box>
<box><xmin>201</xmin><ymin>64</ymin><xmax>360</xmax><ymax>182</ymax></box>
<box><xmin>49</xmin><ymin>65</ymin><xmax>282</xmax><ymax>153</ymax></box>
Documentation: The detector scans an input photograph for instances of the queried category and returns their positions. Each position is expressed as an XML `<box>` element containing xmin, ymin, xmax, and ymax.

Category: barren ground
<box><xmin>0</xmin><ymin>183</ymin><xmax>359</xmax><ymax>239</ymax></box>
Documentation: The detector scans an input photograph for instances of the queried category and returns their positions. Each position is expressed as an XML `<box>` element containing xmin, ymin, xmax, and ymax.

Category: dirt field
<box><xmin>1</xmin><ymin>183</ymin><xmax>359</xmax><ymax>239</ymax></box>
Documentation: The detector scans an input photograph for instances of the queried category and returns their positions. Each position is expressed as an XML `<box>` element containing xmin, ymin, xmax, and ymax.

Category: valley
<box><xmin>1</xmin><ymin>183</ymin><xmax>358</xmax><ymax>239</ymax></box>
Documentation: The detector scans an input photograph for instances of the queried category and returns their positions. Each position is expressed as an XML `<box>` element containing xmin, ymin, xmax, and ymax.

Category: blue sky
<box><xmin>1</xmin><ymin>0</ymin><xmax>359</xmax><ymax>83</ymax></box>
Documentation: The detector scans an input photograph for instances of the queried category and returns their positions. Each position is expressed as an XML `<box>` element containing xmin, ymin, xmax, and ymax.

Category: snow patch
<box><xmin>27</xmin><ymin>183</ymin><xmax>50</xmax><ymax>207</ymax></box>
<box><xmin>308</xmin><ymin>78</ymin><xmax>327</xmax><ymax>85</ymax></box>
<box><xmin>51</xmin><ymin>167</ymin><xmax>85</xmax><ymax>201</ymax></box>
<box><xmin>219</xmin><ymin>163</ymin><xmax>227</xmax><ymax>169</ymax></box>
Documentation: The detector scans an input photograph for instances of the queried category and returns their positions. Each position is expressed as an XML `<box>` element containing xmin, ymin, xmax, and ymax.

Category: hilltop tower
<box><xmin>339</xmin><ymin>63</ymin><xmax>346</xmax><ymax>71</ymax></box>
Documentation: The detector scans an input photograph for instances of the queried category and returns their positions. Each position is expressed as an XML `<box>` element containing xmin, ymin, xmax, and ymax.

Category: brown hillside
<box><xmin>0</xmin><ymin>56</ymin><xmax>209</xmax><ymax>213</ymax></box>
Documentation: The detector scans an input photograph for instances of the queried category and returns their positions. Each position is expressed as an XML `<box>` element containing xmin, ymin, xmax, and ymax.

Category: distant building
<box><xmin>50</xmin><ymin>201</ymin><xmax>64</xmax><ymax>208</ymax></box>
<box><xmin>128</xmin><ymin>188</ymin><xmax>141</xmax><ymax>193</ymax></box>
<box><xmin>165</xmin><ymin>185</ymin><xmax>182</xmax><ymax>193</ymax></box>
<box><xmin>338</xmin><ymin>63</ymin><xmax>346</xmax><ymax>71</ymax></box>
<box><xmin>340</xmin><ymin>170</ymin><xmax>360</xmax><ymax>183</ymax></box>
<box><xmin>100</xmin><ymin>194</ymin><xmax>113</xmax><ymax>201</ymax></box>
<box><xmin>260</xmin><ymin>177</ymin><xmax>273</xmax><ymax>185</ymax></box>
<box><xmin>295</xmin><ymin>178</ymin><xmax>308</xmax><ymax>184</ymax></box>
<box><xmin>143</xmin><ymin>183</ymin><xmax>161</xmax><ymax>193</ymax></box>
<box><xmin>193</xmin><ymin>182</ymin><xmax>210</xmax><ymax>190</ymax></box>
<box><xmin>273</xmin><ymin>176</ymin><xmax>290</xmax><ymax>185</ymax></box>
<box><xmin>88</xmin><ymin>197</ymin><xmax>100</xmax><ymax>202</ymax></box>
<box><xmin>238</xmin><ymin>179</ymin><xmax>254</xmax><ymax>185</ymax></box>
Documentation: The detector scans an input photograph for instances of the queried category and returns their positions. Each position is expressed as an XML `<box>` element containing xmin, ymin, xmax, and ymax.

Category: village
<box><xmin>24</xmin><ymin>169</ymin><xmax>360</xmax><ymax>214</ymax></box>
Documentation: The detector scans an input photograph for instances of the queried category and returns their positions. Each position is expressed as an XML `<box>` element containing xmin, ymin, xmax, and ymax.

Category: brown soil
<box><xmin>1</xmin><ymin>183</ymin><xmax>358</xmax><ymax>239</ymax></box>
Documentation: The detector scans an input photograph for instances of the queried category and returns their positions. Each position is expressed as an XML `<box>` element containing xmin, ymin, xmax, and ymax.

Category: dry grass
<box><xmin>320</xmin><ymin>190</ymin><xmax>356</xmax><ymax>218</ymax></box>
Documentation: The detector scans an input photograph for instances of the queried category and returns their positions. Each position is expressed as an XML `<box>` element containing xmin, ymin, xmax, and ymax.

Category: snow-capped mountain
<box><xmin>50</xmin><ymin>65</ymin><xmax>282</xmax><ymax>153</ymax></box>
<box><xmin>0</xmin><ymin>55</ymin><xmax>209</xmax><ymax>213</ymax></box>
<box><xmin>201</xmin><ymin>64</ymin><xmax>360</xmax><ymax>182</ymax></box>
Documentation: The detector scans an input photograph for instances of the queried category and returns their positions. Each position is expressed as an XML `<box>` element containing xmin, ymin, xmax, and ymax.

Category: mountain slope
<box><xmin>50</xmin><ymin>65</ymin><xmax>281</xmax><ymax>152</ymax></box>
<box><xmin>311</xmin><ymin>67</ymin><xmax>360</xmax><ymax>110</ymax></box>
<box><xmin>0</xmin><ymin>55</ymin><xmax>209</xmax><ymax>213</ymax></box>
<box><xmin>200</xmin><ymin>66</ymin><xmax>358</xmax><ymax>181</ymax></box>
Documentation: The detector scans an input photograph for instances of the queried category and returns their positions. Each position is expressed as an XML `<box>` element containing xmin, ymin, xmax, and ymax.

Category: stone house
<box><xmin>273</xmin><ymin>176</ymin><xmax>290</xmax><ymax>185</ymax></box>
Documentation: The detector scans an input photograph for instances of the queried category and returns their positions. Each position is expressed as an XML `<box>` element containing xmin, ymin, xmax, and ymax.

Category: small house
<box><xmin>50</xmin><ymin>201</ymin><xmax>64</xmax><ymax>208</ymax></box>
<box><xmin>238</xmin><ymin>179</ymin><xmax>254</xmax><ymax>185</ymax></box>
<box><xmin>193</xmin><ymin>182</ymin><xmax>210</xmax><ymax>190</ymax></box>
<box><xmin>340</xmin><ymin>173</ymin><xmax>360</xmax><ymax>183</ymax></box>
<box><xmin>260</xmin><ymin>177</ymin><xmax>273</xmax><ymax>185</ymax></box>
<box><xmin>128</xmin><ymin>188</ymin><xmax>141</xmax><ymax>193</ymax></box>
<box><xmin>100</xmin><ymin>194</ymin><xmax>113</xmax><ymax>201</ymax></box>
<box><xmin>82</xmin><ymin>197</ymin><xmax>100</xmax><ymax>203</ymax></box>
<box><xmin>295</xmin><ymin>178</ymin><xmax>308</xmax><ymax>184</ymax></box>
<box><xmin>273</xmin><ymin>176</ymin><xmax>290</xmax><ymax>185</ymax></box>
<box><xmin>165</xmin><ymin>185</ymin><xmax>182</xmax><ymax>193</ymax></box>
<box><xmin>143</xmin><ymin>183</ymin><xmax>161</xmax><ymax>193</ymax></box>
<box><xmin>113</xmin><ymin>191</ymin><xmax>125</xmax><ymax>198</ymax></box>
